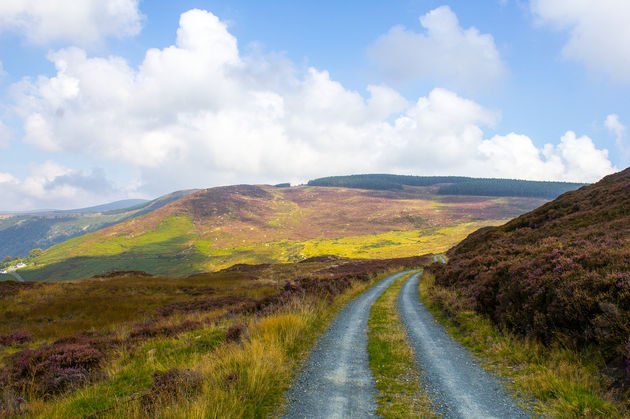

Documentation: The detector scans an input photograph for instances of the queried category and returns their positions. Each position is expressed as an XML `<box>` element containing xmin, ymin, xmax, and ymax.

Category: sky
<box><xmin>0</xmin><ymin>0</ymin><xmax>628</xmax><ymax>210</ymax></box>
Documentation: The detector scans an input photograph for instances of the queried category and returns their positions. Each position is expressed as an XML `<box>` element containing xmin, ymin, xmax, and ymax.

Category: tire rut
<box><xmin>398</xmin><ymin>272</ymin><xmax>532</xmax><ymax>419</ymax></box>
<box><xmin>282</xmin><ymin>271</ymin><xmax>413</xmax><ymax>419</ymax></box>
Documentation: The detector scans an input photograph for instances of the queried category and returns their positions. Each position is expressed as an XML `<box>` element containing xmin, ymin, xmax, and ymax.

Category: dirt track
<box><xmin>282</xmin><ymin>271</ymin><xmax>411</xmax><ymax>418</ymax></box>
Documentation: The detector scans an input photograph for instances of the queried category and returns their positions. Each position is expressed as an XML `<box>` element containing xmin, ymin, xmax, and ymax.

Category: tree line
<box><xmin>307</xmin><ymin>174</ymin><xmax>585</xmax><ymax>199</ymax></box>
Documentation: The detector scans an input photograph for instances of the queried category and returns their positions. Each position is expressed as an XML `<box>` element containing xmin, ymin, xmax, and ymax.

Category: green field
<box><xmin>21</xmin><ymin>218</ymin><xmax>500</xmax><ymax>281</ymax></box>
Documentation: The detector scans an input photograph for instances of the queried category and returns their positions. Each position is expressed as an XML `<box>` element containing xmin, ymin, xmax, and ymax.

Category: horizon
<box><xmin>0</xmin><ymin>1</ymin><xmax>627</xmax><ymax>210</ymax></box>
<box><xmin>0</xmin><ymin>172</ymin><xmax>593</xmax><ymax>213</ymax></box>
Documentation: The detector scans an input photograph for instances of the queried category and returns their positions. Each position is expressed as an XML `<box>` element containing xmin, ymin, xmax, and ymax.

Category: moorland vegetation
<box><xmin>0</xmin><ymin>256</ymin><xmax>427</xmax><ymax>417</ymax></box>
<box><xmin>430</xmin><ymin>167</ymin><xmax>630</xmax><ymax>407</ymax></box>
<box><xmin>20</xmin><ymin>184</ymin><xmax>543</xmax><ymax>282</ymax></box>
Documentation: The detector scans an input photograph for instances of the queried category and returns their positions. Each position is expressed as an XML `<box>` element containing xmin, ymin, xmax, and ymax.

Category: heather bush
<box><xmin>431</xmin><ymin>168</ymin><xmax>630</xmax><ymax>388</ymax></box>
<box><xmin>0</xmin><ymin>389</ymin><xmax>25</xmax><ymax>417</ymax></box>
<box><xmin>0</xmin><ymin>331</ymin><xmax>33</xmax><ymax>347</ymax></box>
<box><xmin>7</xmin><ymin>343</ymin><xmax>104</xmax><ymax>395</ymax></box>
<box><xmin>1</xmin><ymin>331</ymin><xmax>120</xmax><ymax>398</ymax></box>
<box><xmin>141</xmin><ymin>368</ymin><xmax>202</xmax><ymax>409</ymax></box>
<box><xmin>225</xmin><ymin>323</ymin><xmax>246</xmax><ymax>343</ymax></box>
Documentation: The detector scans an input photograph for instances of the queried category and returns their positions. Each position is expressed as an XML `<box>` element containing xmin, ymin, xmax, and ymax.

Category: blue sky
<box><xmin>0</xmin><ymin>0</ymin><xmax>628</xmax><ymax>210</ymax></box>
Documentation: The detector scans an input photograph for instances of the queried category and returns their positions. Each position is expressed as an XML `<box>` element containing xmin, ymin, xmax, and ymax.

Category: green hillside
<box><xmin>0</xmin><ymin>190</ymin><xmax>197</xmax><ymax>260</ymax></box>
<box><xmin>19</xmin><ymin>183</ymin><xmax>548</xmax><ymax>282</ymax></box>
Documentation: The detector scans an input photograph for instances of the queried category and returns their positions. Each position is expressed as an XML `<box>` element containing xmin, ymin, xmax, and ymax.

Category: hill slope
<box><xmin>21</xmin><ymin>184</ymin><xmax>547</xmax><ymax>281</ymax></box>
<box><xmin>0</xmin><ymin>190</ymin><xmax>197</xmax><ymax>260</ymax></box>
<box><xmin>431</xmin><ymin>168</ymin><xmax>630</xmax><ymax>374</ymax></box>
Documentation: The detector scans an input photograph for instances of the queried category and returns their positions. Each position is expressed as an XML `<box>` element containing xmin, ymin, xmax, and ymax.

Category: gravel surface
<box><xmin>283</xmin><ymin>271</ymin><xmax>412</xmax><ymax>419</ymax></box>
<box><xmin>398</xmin><ymin>272</ymin><xmax>532</xmax><ymax>419</ymax></box>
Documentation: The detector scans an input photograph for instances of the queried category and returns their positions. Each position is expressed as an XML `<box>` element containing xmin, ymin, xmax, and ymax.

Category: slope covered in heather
<box><xmin>432</xmin><ymin>168</ymin><xmax>630</xmax><ymax>375</ymax></box>
<box><xmin>20</xmin><ymin>183</ymin><xmax>547</xmax><ymax>281</ymax></box>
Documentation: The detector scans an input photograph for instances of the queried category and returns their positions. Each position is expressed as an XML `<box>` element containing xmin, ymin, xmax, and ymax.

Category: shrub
<box><xmin>225</xmin><ymin>323</ymin><xmax>246</xmax><ymax>343</ymax></box>
<box><xmin>2</xmin><ymin>331</ymin><xmax>118</xmax><ymax>397</ymax></box>
<box><xmin>431</xmin><ymin>167</ymin><xmax>630</xmax><ymax>389</ymax></box>
<box><xmin>0</xmin><ymin>331</ymin><xmax>33</xmax><ymax>347</ymax></box>
<box><xmin>141</xmin><ymin>368</ymin><xmax>202</xmax><ymax>409</ymax></box>
<box><xmin>7</xmin><ymin>343</ymin><xmax>104</xmax><ymax>395</ymax></box>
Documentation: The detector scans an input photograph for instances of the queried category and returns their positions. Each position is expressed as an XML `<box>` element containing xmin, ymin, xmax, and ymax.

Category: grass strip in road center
<box><xmin>368</xmin><ymin>271</ymin><xmax>437</xmax><ymax>418</ymax></box>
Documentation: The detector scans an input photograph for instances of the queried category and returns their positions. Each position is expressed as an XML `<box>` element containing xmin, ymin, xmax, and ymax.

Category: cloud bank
<box><xmin>4</xmin><ymin>9</ymin><xmax>616</xmax><ymax>210</ymax></box>
<box><xmin>531</xmin><ymin>0</ymin><xmax>630</xmax><ymax>83</ymax></box>
<box><xmin>367</xmin><ymin>6</ymin><xmax>507</xmax><ymax>91</ymax></box>
<box><xmin>0</xmin><ymin>0</ymin><xmax>142</xmax><ymax>46</ymax></box>
<box><xmin>0</xmin><ymin>163</ymin><xmax>124</xmax><ymax>211</ymax></box>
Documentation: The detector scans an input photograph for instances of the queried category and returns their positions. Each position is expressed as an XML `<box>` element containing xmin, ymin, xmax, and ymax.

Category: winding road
<box><xmin>398</xmin><ymin>272</ymin><xmax>531</xmax><ymax>418</ymax></box>
<box><xmin>283</xmin><ymin>271</ymin><xmax>412</xmax><ymax>418</ymax></box>
<box><xmin>283</xmin><ymin>269</ymin><xmax>530</xmax><ymax>418</ymax></box>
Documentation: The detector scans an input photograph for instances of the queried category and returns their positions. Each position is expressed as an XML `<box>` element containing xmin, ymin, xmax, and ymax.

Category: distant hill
<box><xmin>68</xmin><ymin>199</ymin><xmax>149</xmax><ymax>213</ymax></box>
<box><xmin>0</xmin><ymin>190</ymin><xmax>197</xmax><ymax>259</ymax></box>
<box><xmin>431</xmin><ymin>168</ymin><xmax>630</xmax><ymax>372</ymax></box>
<box><xmin>20</xmin><ymin>183</ymin><xmax>548</xmax><ymax>282</ymax></box>
<box><xmin>308</xmin><ymin>174</ymin><xmax>586</xmax><ymax>199</ymax></box>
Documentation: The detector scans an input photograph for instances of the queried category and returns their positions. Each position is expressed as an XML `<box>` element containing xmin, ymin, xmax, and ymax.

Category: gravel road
<box><xmin>282</xmin><ymin>271</ymin><xmax>412</xmax><ymax>419</ymax></box>
<box><xmin>398</xmin><ymin>272</ymin><xmax>532</xmax><ymax>418</ymax></box>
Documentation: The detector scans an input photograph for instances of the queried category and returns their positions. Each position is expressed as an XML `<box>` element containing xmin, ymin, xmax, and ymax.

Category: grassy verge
<box><xmin>419</xmin><ymin>272</ymin><xmax>627</xmax><ymax>418</ymax></box>
<box><xmin>368</xmin><ymin>271</ymin><xmax>436</xmax><ymax>418</ymax></box>
<box><xmin>30</xmin><ymin>270</ymin><xmax>400</xmax><ymax>418</ymax></box>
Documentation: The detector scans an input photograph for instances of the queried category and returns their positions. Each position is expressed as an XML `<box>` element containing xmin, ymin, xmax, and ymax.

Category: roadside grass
<box><xmin>368</xmin><ymin>271</ymin><xmax>437</xmax><ymax>418</ymax></box>
<box><xmin>22</xmin><ymin>268</ymin><xmax>405</xmax><ymax>418</ymax></box>
<box><xmin>419</xmin><ymin>272</ymin><xmax>627</xmax><ymax>418</ymax></box>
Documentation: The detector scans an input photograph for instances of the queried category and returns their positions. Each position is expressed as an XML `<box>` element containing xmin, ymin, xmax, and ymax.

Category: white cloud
<box><xmin>605</xmin><ymin>114</ymin><xmax>626</xmax><ymax>144</ymax></box>
<box><xmin>606</xmin><ymin>113</ymin><xmax>629</xmax><ymax>164</ymax></box>
<box><xmin>0</xmin><ymin>162</ymin><xmax>126</xmax><ymax>211</ymax></box>
<box><xmin>531</xmin><ymin>0</ymin><xmax>630</xmax><ymax>83</ymax></box>
<box><xmin>478</xmin><ymin>131</ymin><xmax>615</xmax><ymax>182</ymax></box>
<box><xmin>6</xmin><ymin>8</ymin><xmax>615</xmax><ymax>209</ymax></box>
<box><xmin>0</xmin><ymin>0</ymin><xmax>142</xmax><ymax>46</ymax></box>
<box><xmin>367</xmin><ymin>6</ymin><xmax>507</xmax><ymax>91</ymax></box>
<box><xmin>0</xmin><ymin>172</ymin><xmax>17</xmax><ymax>184</ymax></box>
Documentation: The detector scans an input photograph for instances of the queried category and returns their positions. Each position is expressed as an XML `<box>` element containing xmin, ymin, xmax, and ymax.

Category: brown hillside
<box><xmin>432</xmin><ymin>168</ymin><xmax>630</xmax><ymax>381</ymax></box>
<box><xmin>26</xmin><ymin>183</ymin><xmax>546</xmax><ymax>281</ymax></box>
<box><xmin>102</xmin><ymin>184</ymin><xmax>542</xmax><ymax>243</ymax></box>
